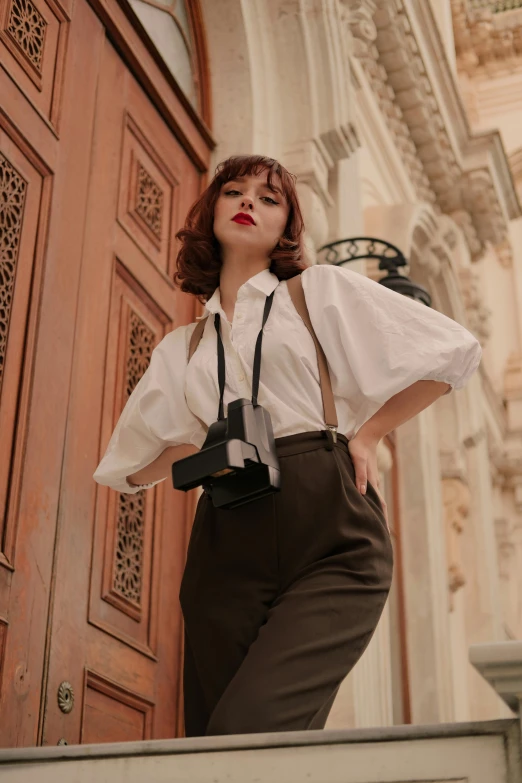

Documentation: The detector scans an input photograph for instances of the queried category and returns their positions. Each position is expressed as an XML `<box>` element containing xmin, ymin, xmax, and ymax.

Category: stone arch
<box><xmin>199</xmin><ymin>0</ymin><xmax>358</xmax><ymax>253</ymax></box>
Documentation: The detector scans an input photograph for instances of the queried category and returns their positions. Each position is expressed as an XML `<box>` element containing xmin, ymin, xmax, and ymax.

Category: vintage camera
<box><xmin>171</xmin><ymin>398</ymin><xmax>281</xmax><ymax>509</ymax></box>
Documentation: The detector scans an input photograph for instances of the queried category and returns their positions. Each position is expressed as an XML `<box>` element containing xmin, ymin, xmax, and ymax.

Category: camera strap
<box><xmin>214</xmin><ymin>291</ymin><xmax>275</xmax><ymax>421</ymax></box>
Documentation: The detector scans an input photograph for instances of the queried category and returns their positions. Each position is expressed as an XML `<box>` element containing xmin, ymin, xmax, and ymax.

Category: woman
<box><xmin>93</xmin><ymin>155</ymin><xmax>482</xmax><ymax>737</ymax></box>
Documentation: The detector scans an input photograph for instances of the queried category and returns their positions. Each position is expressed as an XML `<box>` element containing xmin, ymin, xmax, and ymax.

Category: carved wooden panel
<box><xmin>117</xmin><ymin>113</ymin><xmax>179</xmax><ymax>274</ymax></box>
<box><xmin>134</xmin><ymin>163</ymin><xmax>164</xmax><ymax>241</ymax></box>
<box><xmin>0</xmin><ymin>126</ymin><xmax>48</xmax><ymax>572</ymax></box>
<box><xmin>111</xmin><ymin>311</ymin><xmax>155</xmax><ymax>612</ymax></box>
<box><xmin>81</xmin><ymin>669</ymin><xmax>153</xmax><ymax>744</ymax></box>
<box><xmin>0</xmin><ymin>152</ymin><xmax>27</xmax><ymax>396</ymax></box>
<box><xmin>90</xmin><ymin>261</ymin><xmax>166</xmax><ymax>656</ymax></box>
<box><xmin>6</xmin><ymin>0</ymin><xmax>47</xmax><ymax>73</ymax></box>
<box><xmin>0</xmin><ymin>0</ymin><xmax>69</xmax><ymax>126</ymax></box>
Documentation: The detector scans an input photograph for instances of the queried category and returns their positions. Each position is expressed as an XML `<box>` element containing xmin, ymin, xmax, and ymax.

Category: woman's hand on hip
<box><xmin>347</xmin><ymin>433</ymin><xmax>389</xmax><ymax>530</ymax></box>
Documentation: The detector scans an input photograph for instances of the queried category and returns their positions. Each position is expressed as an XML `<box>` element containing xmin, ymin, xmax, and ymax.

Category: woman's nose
<box><xmin>241</xmin><ymin>198</ymin><xmax>253</xmax><ymax>209</ymax></box>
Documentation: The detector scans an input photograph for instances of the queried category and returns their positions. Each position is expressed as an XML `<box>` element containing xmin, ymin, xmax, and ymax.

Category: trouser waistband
<box><xmin>274</xmin><ymin>429</ymin><xmax>349</xmax><ymax>458</ymax></box>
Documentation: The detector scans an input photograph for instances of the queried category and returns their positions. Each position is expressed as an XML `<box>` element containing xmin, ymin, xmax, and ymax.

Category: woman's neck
<box><xmin>219</xmin><ymin>256</ymin><xmax>270</xmax><ymax>319</ymax></box>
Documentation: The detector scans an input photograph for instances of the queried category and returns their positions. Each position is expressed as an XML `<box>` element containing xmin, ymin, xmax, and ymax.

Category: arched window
<box><xmin>128</xmin><ymin>0</ymin><xmax>209</xmax><ymax>121</ymax></box>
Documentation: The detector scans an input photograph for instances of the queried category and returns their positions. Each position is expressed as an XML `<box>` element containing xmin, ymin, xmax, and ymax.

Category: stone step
<box><xmin>0</xmin><ymin>718</ymin><xmax>520</xmax><ymax>783</ymax></box>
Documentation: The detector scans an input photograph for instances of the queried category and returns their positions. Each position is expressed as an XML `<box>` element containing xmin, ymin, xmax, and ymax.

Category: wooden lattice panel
<box><xmin>117</xmin><ymin>114</ymin><xmax>178</xmax><ymax>272</ymax></box>
<box><xmin>6</xmin><ymin>0</ymin><xmax>47</xmax><ymax>73</ymax></box>
<box><xmin>134</xmin><ymin>163</ymin><xmax>164</xmax><ymax>241</ymax></box>
<box><xmin>0</xmin><ymin>0</ymin><xmax>69</xmax><ymax>125</ymax></box>
<box><xmin>0</xmin><ymin>153</ymin><xmax>27</xmax><ymax>396</ymax></box>
<box><xmin>111</xmin><ymin>311</ymin><xmax>155</xmax><ymax>609</ymax></box>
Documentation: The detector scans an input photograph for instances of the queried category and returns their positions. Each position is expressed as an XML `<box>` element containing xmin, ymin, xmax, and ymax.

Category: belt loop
<box><xmin>323</xmin><ymin>429</ymin><xmax>335</xmax><ymax>451</ymax></box>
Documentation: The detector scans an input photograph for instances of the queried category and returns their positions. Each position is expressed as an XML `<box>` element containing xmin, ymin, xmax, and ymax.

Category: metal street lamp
<box><xmin>317</xmin><ymin>237</ymin><xmax>432</xmax><ymax>307</ymax></box>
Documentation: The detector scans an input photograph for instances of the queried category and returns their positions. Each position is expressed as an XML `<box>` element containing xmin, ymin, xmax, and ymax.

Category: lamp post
<box><xmin>317</xmin><ymin>237</ymin><xmax>432</xmax><ymax>307</ymax></box>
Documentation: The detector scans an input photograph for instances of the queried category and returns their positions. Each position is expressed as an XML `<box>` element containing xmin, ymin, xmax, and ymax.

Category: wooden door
<box><xmin>0</xmin><ymin>0</ymin><xmax>212</xmax><ymax>747</ymax></box>
<box><xmin>41</xmin><ymin>34</ymin><xmax>206</xmax><ymax>746</ymax></box>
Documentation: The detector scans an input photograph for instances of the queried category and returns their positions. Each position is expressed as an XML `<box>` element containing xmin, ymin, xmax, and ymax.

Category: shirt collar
<box><xmin>202</xmin><ymin>268</ymin><xmax>280</xmax><ymax>316</ymax></box>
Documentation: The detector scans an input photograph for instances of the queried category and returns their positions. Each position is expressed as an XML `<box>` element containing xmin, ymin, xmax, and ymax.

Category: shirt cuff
<box><xmin>124</xmin><ymin>477</ymin><xmax>159</xmax><ymax>492</ymax></box>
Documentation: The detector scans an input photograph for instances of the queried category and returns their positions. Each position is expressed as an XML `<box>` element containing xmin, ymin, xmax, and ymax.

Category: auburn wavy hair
<box><xmin>174</xmin><ymin>155</ymin><xmax>309</xmax><ymax>303</ymax></box>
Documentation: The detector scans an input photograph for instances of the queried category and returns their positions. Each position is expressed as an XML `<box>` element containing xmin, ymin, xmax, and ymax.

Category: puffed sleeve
<box><xmin>301</xmin><ymin>264</ymin><xmax>482</xmax><ymax>432</ymax></box>
<box><xmin>93</xmin><ymin>323</ymin><xmax>206</xmax><ymax>494</ymax></box>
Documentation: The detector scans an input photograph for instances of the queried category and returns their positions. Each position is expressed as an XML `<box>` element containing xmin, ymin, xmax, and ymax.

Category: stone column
<box><xmin>395</xmin><ymin>405</ymin><xmax>456</xmax><ymax>724</ymax></box>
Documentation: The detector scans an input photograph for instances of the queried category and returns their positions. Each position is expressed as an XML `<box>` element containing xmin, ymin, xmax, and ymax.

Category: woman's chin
<box><xmin>219</xmin><ymin>236</ymin><xmax>270</xmax><ymax>253</ymax></box>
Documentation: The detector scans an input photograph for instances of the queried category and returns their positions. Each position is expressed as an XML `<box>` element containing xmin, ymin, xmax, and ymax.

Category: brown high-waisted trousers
<box><xmin>179</xmin><ymin>429</ymin><xmax>394</xmax><ymax>737</ymax></box>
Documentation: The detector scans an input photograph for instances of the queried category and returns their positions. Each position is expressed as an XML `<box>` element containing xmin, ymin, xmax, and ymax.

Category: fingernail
<box><xmin>360</xmin><ymin>484</ymin><xmax>366</xmax><ymax>494</ymax></box>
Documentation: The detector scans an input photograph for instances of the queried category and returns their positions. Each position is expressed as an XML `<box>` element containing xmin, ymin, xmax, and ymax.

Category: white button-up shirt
<box><xmin>93</xmin><ymin>264</ymin><xmax>482</xmax><ymax>494</ymax></box>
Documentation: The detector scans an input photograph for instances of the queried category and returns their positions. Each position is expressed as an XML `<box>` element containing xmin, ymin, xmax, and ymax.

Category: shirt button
<box><xmin>238</xmin><ymin>374</ymin><xmax>245</xmax><ymax>382</ymax></box>
<box><xmin>236</xmin><ymin>313</ymin><xmax>243</xmax><ymax>321</ymax></box>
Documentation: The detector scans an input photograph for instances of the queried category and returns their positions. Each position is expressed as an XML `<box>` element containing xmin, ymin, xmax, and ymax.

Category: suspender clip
<box><xmin>326</xmin><ymin>425</ymin><xmax>338</xmax><ymax>444</ymax></box>
<box><xmin>323</xmin><ymin>425</ymin><xmax>338</xmax><ymax>450</ymax></box>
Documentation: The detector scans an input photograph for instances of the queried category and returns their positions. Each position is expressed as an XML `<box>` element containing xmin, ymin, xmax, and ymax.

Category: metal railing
<box><xmin>316</xmin><ymin>236</ymin><xmax>432</xmax><ymax>306</ymax></box>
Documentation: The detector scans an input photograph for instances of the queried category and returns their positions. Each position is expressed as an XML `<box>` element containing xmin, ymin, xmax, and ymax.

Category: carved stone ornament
<box><xmin>342</xmin><ymin>0</ymin><xmax>378</xmax><ymax>58</ymax></box>
<box><xmin>344</xmin><ymin>0</ymin><xmax>512</xmax><ymax>259</ymax></box>
<box><xmin>439</xmin><ymin>448</ymin><xmax>467</xmax><ymax>482</ymax></box>
<box><xmin>449</xmin><ymin>210</ymin><xmax>482</xmax><ymax>259</ymax></box>
<box><xmin>441</xmin><ymin>477</ymin><xmax>470</xmax><ymax>610</ymax></box>
<box><xmin>495</xmin><ymin>238</ymin><xmax>514</xmax><ymax>268</ymax></box>
<box><xmin>458</xmin><ymin>267</ymin><xmax>492</xmax><ymax>347</ymax></box>
<box><xmin>489</xmin><ymin>440</ymin><xmax>522</xmax><ymax>509</ymax></box>
<box><xmin>342</xmin><ymin>0</ymin><xmax>435</xmax><ymax>204</ymax></box>
<box><xmin>494</xmin><ymin>517</ymin><xmax>516</xmax><ymax>581</ymax></box>
<box><xmin>451</xmin><ymin>0</ymin><xmax>522</xmax><ymax>75</ymax></box>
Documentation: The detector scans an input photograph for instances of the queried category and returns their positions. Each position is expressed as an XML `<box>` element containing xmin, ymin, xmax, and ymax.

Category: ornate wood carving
<box><xmin>1</xmin><ymin>0</ymin><xmax>70</xmax><ymax>128</ymax></box>
<box><xmin>6</xmin><ymin>0</ymin><xmax>47</xmax><ymax>73</ymax></box>
<box><xmin>134</xmin><ymin>163</ymin><xmax>164</xmax><ymax>241</ymax></box>
<box><xmin>112</xmin><ymin>311</ymin><xmax>155</xmax><ymax>608</ymax></box>
<box><xmin>0</xmin><ymin>153</ymin><xmax>27</xmax><ymax>396</ymax></box>
<box><xmin>118</xmin><ymin>115</ymin><xmax>178</xmax><ymax>271</ymax></box>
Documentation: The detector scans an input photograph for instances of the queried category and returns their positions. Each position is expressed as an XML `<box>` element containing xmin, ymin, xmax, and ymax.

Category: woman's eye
<box><xmin>224</xmin><ymin>190</ymin><xmax>278</xmax><ymax>205</ymax></box>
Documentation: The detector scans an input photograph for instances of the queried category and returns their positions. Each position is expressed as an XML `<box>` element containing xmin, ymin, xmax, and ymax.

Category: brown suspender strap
<box><xmin>186</xmin><ymin>274</ymin><xmax>338</xmax><ymax>432</ymax></box>
<box><xmin>286</xmin><ymin>274</ymin><xmax>339</xmax><ymax>431</ymax></box>
<box><xmin>187</xmin><ymin>318</ymin><xmax>210</xmax><ymax>432</ymax></box>
<box><xmin>188</xmin><ymin>317</ymin><xmax>208</xmax><ymax>362</ymax></box>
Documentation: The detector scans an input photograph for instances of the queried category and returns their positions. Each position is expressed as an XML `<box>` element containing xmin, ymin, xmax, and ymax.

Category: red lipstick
<box><xmin>232</xmin><ymin>212</ymin><xmax>255</xmax><ymax>225</ymax></box>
